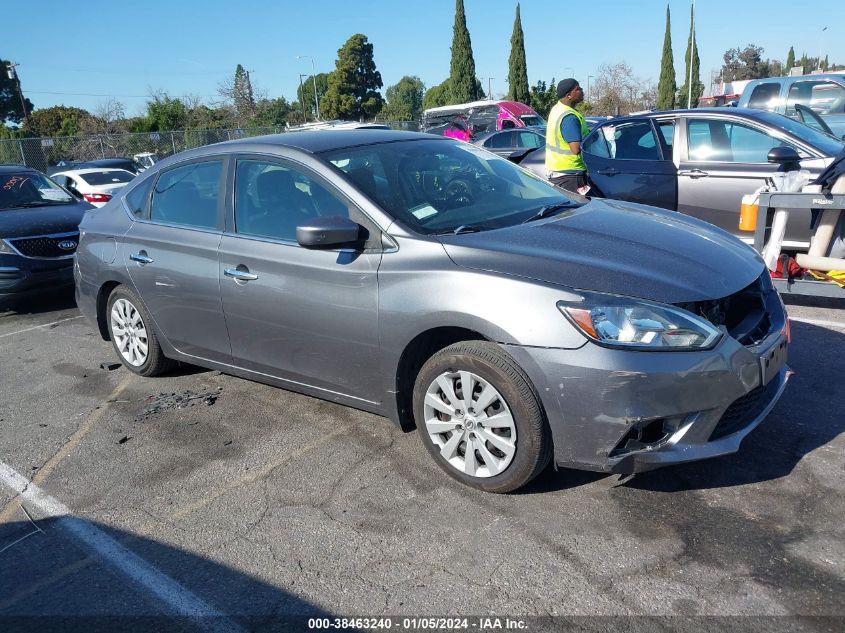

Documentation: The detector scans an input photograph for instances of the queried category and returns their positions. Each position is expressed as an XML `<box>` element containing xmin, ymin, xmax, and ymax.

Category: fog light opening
<box><xmin>609</xmin><ymin>417</ymin><xmax>672</xmax><ymax>457</ymax></box>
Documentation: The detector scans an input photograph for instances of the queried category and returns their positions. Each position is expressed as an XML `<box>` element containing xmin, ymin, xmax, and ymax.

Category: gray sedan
<box><xmin>519</xmin><ymin>108</ymin><xmax>844</xmax><ymax>249</ymax></box>
<box><xmin>75</xmin><ymin>130</ymin><xmax>790</xmax><ymax>492</ymax></box>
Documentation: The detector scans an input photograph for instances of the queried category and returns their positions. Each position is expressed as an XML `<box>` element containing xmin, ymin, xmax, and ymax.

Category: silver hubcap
<box><xmin>423</xmin><ymin>370</ymin><xmax>517</xmax><ymax>478</ymax></box>
<box><xmin>110</xmin><ymin>298</ymin><xmax>148</xmax><ymax>367</ymax></box>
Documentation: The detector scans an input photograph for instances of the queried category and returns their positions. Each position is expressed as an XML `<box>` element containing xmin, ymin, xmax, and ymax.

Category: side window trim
<box><xmin>143</xmin><ymin>156</ymin><xmax>228</xmax><ymax>232</ymax></box>
<box><xmin>228</xmin><ymin>153</ymin><xmax>384</xmax><ymax>252</ymax></box>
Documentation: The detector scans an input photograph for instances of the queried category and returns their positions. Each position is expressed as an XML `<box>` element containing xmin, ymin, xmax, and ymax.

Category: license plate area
<box><xmin>760</xmin><ymin>338</ymin><xmax>788</xmax><ymax>386</ymax></box>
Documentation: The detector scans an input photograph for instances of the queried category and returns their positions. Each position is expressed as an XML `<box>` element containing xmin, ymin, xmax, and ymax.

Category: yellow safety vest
<box><xmin>545</xmin><ymin>102</ymin><xmax>589</xmax><ymax>172</ymax></box>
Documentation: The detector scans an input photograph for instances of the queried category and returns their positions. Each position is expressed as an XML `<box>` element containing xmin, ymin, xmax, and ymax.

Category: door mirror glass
<box><xmin>296</xmin><ymin>215</ymin><xmax>361</xmax><ymax>248</ymax></box>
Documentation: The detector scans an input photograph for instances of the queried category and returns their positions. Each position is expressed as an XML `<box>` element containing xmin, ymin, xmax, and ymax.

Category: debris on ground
<box><xmin>136</xmin><ymin>387</ymin><xmax>222</xmax><ymax>422</ymax></box>
<box><xmin>117</xmin><ymin>436</ymin><xmax>131</xmax><ymax>445</ymax></box>
<box><xmin>99</xmin><ymin>362</ymin><xmax>121</xmax><ymax>371</ymax></box>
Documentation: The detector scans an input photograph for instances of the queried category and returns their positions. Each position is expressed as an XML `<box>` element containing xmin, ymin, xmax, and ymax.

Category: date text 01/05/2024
<box><xmin>307</xmin><ymin>617</ymin><xmax>528</xmax><ymax>630</ymax></box>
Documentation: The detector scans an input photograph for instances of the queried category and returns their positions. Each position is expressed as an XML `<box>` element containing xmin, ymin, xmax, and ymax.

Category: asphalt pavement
<box><xmin>0</xmin><ymin>291</ymin><xmax>843</xmax><ymax>632</ymax></box>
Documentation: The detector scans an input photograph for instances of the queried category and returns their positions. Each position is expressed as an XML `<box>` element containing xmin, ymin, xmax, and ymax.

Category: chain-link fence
<box><xmin>0</xmin><ymin>121</ymin><xmax>421</xmax><ymax>173</ymax></box>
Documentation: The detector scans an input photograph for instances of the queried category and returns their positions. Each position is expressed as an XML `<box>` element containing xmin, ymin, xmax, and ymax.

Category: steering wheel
<box><xmin>443</xmin><ymin>177</ymin><xmax>474</xmax><ymax>208</ymax></box>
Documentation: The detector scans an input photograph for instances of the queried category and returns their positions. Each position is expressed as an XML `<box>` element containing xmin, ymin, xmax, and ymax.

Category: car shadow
<box><xmin>0</xmin><ymin>288</ymin><xmax>77</xmax><ymax>315</ymax></box>
<box><xmin>523</xmin><ymin>320</ymin><xmax>845</xmax><ymax>494</ymax></box>
<box><xmin>0</xmin><ymin>515</ymin><xmax>337</xmax><ymax>632</ymax></box>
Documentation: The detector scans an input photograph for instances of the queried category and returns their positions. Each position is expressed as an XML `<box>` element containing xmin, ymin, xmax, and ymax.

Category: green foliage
<box><xmin>296</xmin><ymin>73</ymin><xmax>329</xmax><ymax>119</ymax></box>
<box><xmin>1</xmin><ymin>60</ymin><xmax>34</xmax><ymax>125</ymax></box>
<box><xmin>507</xmin><ymin>4</ymin><xmax>529</xmax><ymax>104</ymax></box>
<box><xmin>677</xmin><ymin>5</ymin><xmax>704</xmax><ymax>108</ymax></box>
<box><xmin>423</xmin><ymin>80</ymin><xmax>451</xmax><ymax>110</ymax></box>
<box><xmin>448</xmin><ymin>0</ymin><xmax>477</xmax><ymax>103</ymax></box>
<box><xmin>252</xmin><ymin>98</ymin><xmax>293</xmax><ymax>127</ymax></box>
<box><xmin>656</xmin><ymin>5</ymin><xmax>676</xmax><ymax>110</ymax></box>
<box><xmin>383</xmin><ymin>76</ymin><xmax>425</xmax><ymax>121</ymax></box>
<box><xmin>721</xmin><ymin>44</ymin><xmax>778</xmax><ymax>81</ymax></box>
<box><xmin>321</xmin><ymin>34</ymin><xmax>384</xmax><ymax>120</ymax></box>
<box><xmin>146</xmin><ymin>95</ymin><xmax>188</xmax><ymax>131</ymax></box>
<box><xmin>233</xmin><ymin>64</ymin><xmax>256</xmax><ymax>121</ymax></box>
<box><xmin>529</xmin><ymin>79</ymin><xmax>557</xmax><ymax>119</ymax></box>
<box><xmin>26</xmin><ymin>106</ymin><xmax>89</xmax><ymax>137</ymax></box>
<box><xmin>786</xmin><ymin>46</ymin><xmax>795</xmax><ymax>72</ymax></box>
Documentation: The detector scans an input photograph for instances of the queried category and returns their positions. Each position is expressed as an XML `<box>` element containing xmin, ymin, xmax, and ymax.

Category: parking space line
<box><xmin>0</xmin><ymin>315</ymin><xmax>83</xmax><ymax>339</ymax></box>
<box><xmin>0</xmin><ymin>375</ymin><xmax>133</xmax><ymax>524</ymax></box>
<box><xmin>0</xmin><ymin>461</ymin><xmax>245</xmax><ymax>632</ymax></box>
<box><xmin>790</xmin><ymin>317</ymin><xmax>845</xmax><ymax>330</ymax></box>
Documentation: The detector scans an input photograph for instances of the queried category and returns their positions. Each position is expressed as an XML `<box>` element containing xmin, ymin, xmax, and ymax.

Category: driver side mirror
<box><xmin>767</xmin><ymin>146</ymin><xmax>801</xmax><ymax>168</ymax></box>
<box><xmin>296</xmin><ymin>216</ymin><xmax>361</xmax><ymax>249</ymax></box>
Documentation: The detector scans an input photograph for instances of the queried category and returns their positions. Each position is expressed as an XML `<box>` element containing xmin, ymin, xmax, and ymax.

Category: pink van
<box><xmin>422</xmin><ymin>100</ymin><xmax>546</xmax><ymax>138</ymax></box>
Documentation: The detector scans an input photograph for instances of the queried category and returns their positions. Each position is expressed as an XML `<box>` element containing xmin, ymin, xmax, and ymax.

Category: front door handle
<box><xmin>130</xmin><ymin>251</ymin><xmax>154</xmax><ymax>265</ymax></box>
<box><xmin>678</xmin><ymin>169</ymin><xmax>709</xmax><ymax>179</ymax></box>
<box><xmin>224</xmin><ymin>266</ymin><xmax>259</xmax><ymax>282</ymax></box>
<box><xmin>596</xmin><ymin>168</ymin><xmax>619</xmax><ymax>176</ymax></box>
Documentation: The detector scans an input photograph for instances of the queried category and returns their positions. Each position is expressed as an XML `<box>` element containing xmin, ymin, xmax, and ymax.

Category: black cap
<box><xmin>557</xmin><ymin>78</ymin><xmax>579</xmax><ymax>99</ymax></box>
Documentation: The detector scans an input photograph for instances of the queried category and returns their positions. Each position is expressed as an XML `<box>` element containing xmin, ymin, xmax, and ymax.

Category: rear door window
<box><xmin>786</xmin><ymin>80</ymin><xmax>845</xmax><ymax>115</ymax></box>
<box><xmin>150</xmin><ymin>160</ymin><xmax>223</xmax><ymax>229</ymax></box>
<box><xmin>601</xmin><ymin>121</ymin><xmax>662</xmax><ymax>160</ymax></box>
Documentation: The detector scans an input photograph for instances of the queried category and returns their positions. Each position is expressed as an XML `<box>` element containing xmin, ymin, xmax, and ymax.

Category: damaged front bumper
<box><xmin>504</xmin><ymin>324</ymin><xmax>791</xmax><ymax>474</ymax></box>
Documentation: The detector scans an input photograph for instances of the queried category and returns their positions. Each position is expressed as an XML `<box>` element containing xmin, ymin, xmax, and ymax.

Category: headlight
<box><xmin>0</xmin><ymin>239</ymin><xmax>16</xmax><ymax>255</ymax></box>
<box><xmin>558</xmin><ymin>292</ymin><xmax>722</xmax><ymax>350</ymax></box>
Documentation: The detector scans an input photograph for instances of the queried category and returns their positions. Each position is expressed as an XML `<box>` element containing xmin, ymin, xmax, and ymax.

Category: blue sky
<box><xmin>8</xmin><ymin>0</ymin><xmax>843</xmax><ymax>116</ymax></box>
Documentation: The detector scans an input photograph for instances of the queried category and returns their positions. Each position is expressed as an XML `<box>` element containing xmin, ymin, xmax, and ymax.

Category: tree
<box><xmin>507</xmin><ymin>3</ymin><xmax>529</xmax><ymax>104</ymax></box>
<box><xmin>448</xmin><ymin>0</ymin><xmax>477</xmax><ymax>103</ymax></box>
<box><xmin>591</xmin><ymin>62</ymin><xmax>641</xmax><ymax>116</ymax></box>
<box><xmin>26</xmin><ymin>106</ymin><xmax>90</xmax><ymax>137</ymax></box>
<box><xmin>382</xmin><ymin>76</ymin><xmax>425</xmax><ymax>121</ymax></box>
<box><xmin>529</xmin><ymin>79</ymin><xmax>557</xmax><ymax>118</ymax></box>
<box><xmin>252</xmin><ymin>97</ymin><xmax>293</xmax><ymax>127</ymax></box>
<box><xmin>296</xmin><ymin>73</ymin><xmax>329</xmax><ymax>120</ymax></box>
<box><xmin>321</xmin><ymin>34</ymin><xmax>384</xmax><ymax>120</ymax></box>
<box><xmin>233</xmin><ymin>64</ymin><xmax>256</xmax><ymax>121</ymax></box>
<box><xmin>677</xmin><ymin>4</ymin><xmax>704</xmax><ymax>108</ymax></box>
<box><xmin>1</xmin><ymin>59</ymin><xmax>34</xmax><ymax>125</ymax></box>
<box><xmin>720</xmin><ymin>44</ymin><xmax>777</xmax><ymax>81</ymax></box>
<box><xmin>145</xmin><ymin>93</ymin><xmax>187</xmax><ymax>131</ymax></box>
<box><xmin>423</xmin><ymin>80</ymin><xmax>451</xmax><ymax>110</ymax></box>
<box><xmin>786</xmin><ymin>46</ymin><xmax>795</xmax><ymax>72</ymax></box>
<box><xmin>656</xmin><ymin>5</ymin><xmax>676</xmax><ymax>110</ymax></box>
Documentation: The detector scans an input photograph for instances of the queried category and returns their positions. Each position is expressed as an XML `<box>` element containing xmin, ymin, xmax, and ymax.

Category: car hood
<box><xmin>438</xmin><ymin>198</ymin><xmax>765</xmax><ymax>303</ymax></box>
<box><xmin>0</xmin><ymin>201</ymin><xmax>91</xmax><ymax>239</ymax></box>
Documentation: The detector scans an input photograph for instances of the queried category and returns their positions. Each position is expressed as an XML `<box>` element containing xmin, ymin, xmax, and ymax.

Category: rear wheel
<box><xmin>413</xmin><ymin>341</ymin><xmax>552</xmax><ymax>493</ymax></box>
<box><xmin>107</xmin><ymin>286</ymin><xmax>174</xmax><ymax>377</ymax></box>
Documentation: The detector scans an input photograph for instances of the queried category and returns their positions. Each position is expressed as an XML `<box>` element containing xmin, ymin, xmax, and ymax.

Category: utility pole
<box><xmin>298</xmin><ymin>74</ymin><xmax>308</xmax><ymax>123</ymax></box>
<box><xmin>818</xmin><ymin>26</ymin><xmax>828</xmax><ymax>71</ymax></box>
<box><xmin>296</xmin><ymin>55</ymin><xmax>320</xmax><ymax>120</ymax></box>
<box><xmin>5</xmin><ymin>62</ymin><xmax>30</xmax><ymax>128</ymax></box>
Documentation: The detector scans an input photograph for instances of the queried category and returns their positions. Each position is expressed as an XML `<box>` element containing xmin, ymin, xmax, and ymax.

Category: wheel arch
<box><xmin>96</xmin><ymin>280</ymin><xmax>123</xmax><ymax>341</ymax></box>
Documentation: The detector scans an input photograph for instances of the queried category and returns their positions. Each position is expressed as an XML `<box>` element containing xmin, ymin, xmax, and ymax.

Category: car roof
<box><xmin>593</xmin><ymin>107</ymin><xmax>783</xmax><ymax>125</ymax></box>
<box><xmin>0</xmin><ymin>165</ymin><xmax>40</xmax><ymax>174</ymax></box>
<box><xmin>52</xmin><ymin>167</ymin><xmax>135</xmax><ymax>176</ymax></box>
<box><xmin>205</xmin><ymin>129</ymin><xmax>445</xmax><ymax>155</ymax></box>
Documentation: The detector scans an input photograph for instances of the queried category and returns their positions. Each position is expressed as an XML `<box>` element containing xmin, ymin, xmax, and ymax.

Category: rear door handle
<box><xmin>596</xmin><ymin>168</ymin><xmax>619</xmax><ymax>176</ymax></box>
<box><xmin>224</xmin><ymin>267</ymin><xmax>259</xmax><ymax>282</ymax></box>
<box><xmin>130</xmin><ymin>252</ymin><xmax>154</xmax><ymax>265</ymax></box>
<box><xmin>678</xmin><ymin>169</ymin><xmax>709</xmax><ymax>179</ymax></box>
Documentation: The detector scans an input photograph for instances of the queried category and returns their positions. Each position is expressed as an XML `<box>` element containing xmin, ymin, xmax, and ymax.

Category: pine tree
<box><xmin>656</xmin><ymin>5</ymin><xmax>676</xmax><ymax>110</ymax></box>
<box><xmin>786</xmin><ymin>46</ymin><xmax>795</xmax><ymax>73</ymax></box>
<box><xmin>449</xmin><ymin>0</ymin><xmax>477</xmax><ymax>103</ymax></box>
<box><xmin>823</xmin><ymin>55</ymin><xmax>829</xmax><ymax>72</ymax></box>
<box><xmin>232</xmin><ymin>64</ymin><xmax>256</xmax><ymax>123</ymax></box>
<box><xmin>321</xmin><ymin>34</ymin><xmax>384</xmax><ymax>120</ymax></box>
<box><xmin>507</xmin><ymin>3</ymin><xmax>530</xmax><ymax>104</ymax></box>
<box><xmin>677</xmin><ymin>4</ymin><xmax>704</xmax><ymax>108</ymax></box>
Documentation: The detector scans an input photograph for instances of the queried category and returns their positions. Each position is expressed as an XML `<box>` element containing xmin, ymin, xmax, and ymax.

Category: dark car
<box><xmin>472</xmin><ymin>128</ymin><xmax>545</xmax><ymax>160</ymax></box>
<box><xmin>0</xmin><ymin>166</ymin><xmax>92</xmax><ymax>300</ymax></box>
<box><xmin>75</xmin><ymin>131</ymin><xmax>789</xmax><ymax>493</ymax></box>
<box><xmin>519</xmin><ymin>107</ymin><xmax>844</xmax><ymax>248</ymax></box>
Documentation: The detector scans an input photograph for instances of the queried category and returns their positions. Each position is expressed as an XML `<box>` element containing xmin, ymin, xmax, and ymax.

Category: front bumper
<box><xmin>0</xmin><ymin>258</ymin><xmax>74</xmax><ymax>298</ymax></box>
<box><xmin>504</xmin><ymin>327</ymin><xmax>791</xmax><ymax>474</ymax></box>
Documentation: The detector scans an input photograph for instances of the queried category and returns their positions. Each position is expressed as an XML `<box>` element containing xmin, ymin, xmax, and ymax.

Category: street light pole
<box><xmin>298</xmin><ymin>74</ymin><xmax>308</xmax><ymax>123</ymax></box>
<box><xmin>818</xmin><ymin>26</ymin><xmax>828</xmax><ymax>71</ymax></box>
<box><xmin>296</xmin><ymin>55</ymin><xmax>320</xmax><ymax>120</ymax></box>
<box><xmin>5</xmin><ymin>62</ymin><xmax>30</xmax><ymax>128</ymax></box>
<box><xmin>687</xmin><ymin>0</ymin><xmax>696</xmax><ymax>108</ymax></box>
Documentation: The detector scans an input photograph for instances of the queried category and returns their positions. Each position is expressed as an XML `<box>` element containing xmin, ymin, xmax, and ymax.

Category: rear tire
<box><xmin>413</xmin><ymin>341</ymin><xmax>552</xmax><ymax>493</ymax></box>
<box><xmin>106</xmin><ymin>285</ymin><xmax>174</xmax><ymax>377</ymax></box>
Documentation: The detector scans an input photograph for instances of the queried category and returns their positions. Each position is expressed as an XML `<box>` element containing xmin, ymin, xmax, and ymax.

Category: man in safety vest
<box><xmin>545</xmin><ymin>78</ymin><xmax>591</xmax><ymax>194</ymax></box>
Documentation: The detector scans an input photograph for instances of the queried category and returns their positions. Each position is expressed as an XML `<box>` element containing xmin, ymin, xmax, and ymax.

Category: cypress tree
<box><xmin>507</xmin><ymin>3</ymin><xmax>530</xmax><ymax>104</ymax></box>
<box><xmin>449</xmin><ymin>0</ymin><xmax>477</xmax><ymax>103</ymax></box>
<box><xmin>785</xmin><ymin>46</ymin><xmax>795</xmax><ymax>73</ymax></box>
<box><xmin>656</xmin><ymin>5</ymin><xmax>676</xmax><ymax>110</ymax></box>
<box><xmin>677</xmin><ymin>4</ymin><xmax>703</xmax><ymax>108</ymax></box>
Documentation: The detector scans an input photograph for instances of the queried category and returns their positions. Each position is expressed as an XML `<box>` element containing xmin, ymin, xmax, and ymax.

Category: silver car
<box><xmin>75</xmin><ymin>131</ymin><xmax>791</xmax><ymax>493</ymax></box>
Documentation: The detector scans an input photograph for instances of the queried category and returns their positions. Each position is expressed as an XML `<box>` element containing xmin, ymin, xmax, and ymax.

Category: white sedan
<box><xmin>51</xmin><ymin>168</ymin><xmax>136</xmax><ymax>207</ymax></box>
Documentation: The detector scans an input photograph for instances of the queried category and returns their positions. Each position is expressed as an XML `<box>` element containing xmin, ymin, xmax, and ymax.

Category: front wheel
<box><xmin>413</xmin><ymin>341</ymin><xmax>552</xmax><ymax>493</ymax></box>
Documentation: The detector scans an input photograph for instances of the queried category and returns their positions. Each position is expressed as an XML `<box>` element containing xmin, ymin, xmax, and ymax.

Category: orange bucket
<box><xmin>739</xmin><ymin>195</ymin><xmax>759</xmax><ymax>231</ymax></box>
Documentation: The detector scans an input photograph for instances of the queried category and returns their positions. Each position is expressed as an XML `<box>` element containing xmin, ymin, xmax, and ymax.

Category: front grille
<box><xmin>9</xmin><ymin>233</ymin><xmax>79</xmax><ymax>258</ymax></box>
<box><xmin>710</xmin><ymin>377</ymin><xmax>781</xmax><ymax>440</ymax></box>
<box><xmin>675</xmin><ymin>274</ymin><xmax>772</xmax><ymax>346</ymax></box>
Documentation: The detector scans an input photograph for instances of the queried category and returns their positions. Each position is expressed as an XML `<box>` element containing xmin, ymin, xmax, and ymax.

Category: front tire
<box><xmin>412</xmin><ymin>341</ymin><xmax>552</xmax><ymax>493</ymax></box>
<box><xmin>107</xmin><ymin>285</ymin><xmax>174</xmax><ymax>377</ymax></box>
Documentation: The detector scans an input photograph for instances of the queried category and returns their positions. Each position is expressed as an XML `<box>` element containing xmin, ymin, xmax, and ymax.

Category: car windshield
<box><xmin>79</xmin><ymin>170</ymin><xmax>135</xmax><ymax>186</ymax></box>
<box><xmin>321</xmin><ymin>139</ymin><xmax>583</xmax><ymax>235</ymax></box>
<box><xmin>754</xmin><ymin>110</ymin><xmax>845</xmax><ymax>156</ymax></box>
<box><xmin>0</xmin><ymin>172</ymin><xmax>75</xmax><ymax>210</ymax></box>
